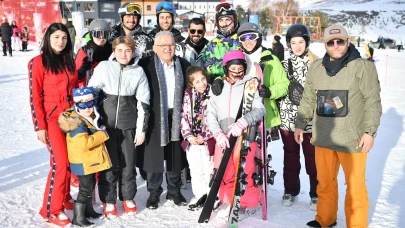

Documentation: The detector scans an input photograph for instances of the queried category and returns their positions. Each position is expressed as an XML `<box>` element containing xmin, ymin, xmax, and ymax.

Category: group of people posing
<box><xmin>0</xmin><ymin>17</ymin><xmax>30</xmax><ymax>56</ymax></box>
<box><xmin>29</xmin><ymin>2</ymin><xmax>382</xmax><ymax>228</ymax></box>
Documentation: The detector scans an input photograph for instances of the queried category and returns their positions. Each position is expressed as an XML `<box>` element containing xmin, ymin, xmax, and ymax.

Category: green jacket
<box><xmin>295</xmin><ymin>56</ymin><xmax>382</xmax><ymax>152</ymax></box>
<box><xmin>259</xmin><ymin>49</ymin><xmax>289</xmax><ymax>128</ymax></box>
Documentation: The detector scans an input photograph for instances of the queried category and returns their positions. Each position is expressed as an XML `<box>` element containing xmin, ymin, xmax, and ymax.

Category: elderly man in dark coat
<box><xmin>138</xmin><ymin>31</ymin><xmax>191</xmax><ymax>209</ymax></box>
<box><xmin>0</xmin><ymin>17</ymin><xmax>13</xmax><ymax>57</ymax></box>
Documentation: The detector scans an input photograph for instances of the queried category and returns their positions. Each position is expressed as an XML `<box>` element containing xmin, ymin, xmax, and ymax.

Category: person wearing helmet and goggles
<box><xmin>206</xmin><ymin>50</ymin><xmax>265</xmax><ymax>219</ymax></box>
<box><xmin>203</xmin><ymin>3</ymin><xmax>241</xmax><ymax>83</ymax></box>
<box><xmin>237</xmin><ymin>22</ymin><xmax>289</xmax><ymax>145</ymax></box>
<box><xmin>278</xmin><ymin>24</ymin><xmax>320</xmax><ymax>210</ymax></box>
<box><xmin>148</xmin><ymin>1</ymin><xmax>185</xmax><ymax>57</ymax></box>
<box><xmin>75</xmin><ymin>19</ymin><xmax>112</xmax><ymax>87</ymax></box>
<box><xmin>109</xmin><ymin>2</ymin><xmax>154</xmax><ymax>58</ymax></box>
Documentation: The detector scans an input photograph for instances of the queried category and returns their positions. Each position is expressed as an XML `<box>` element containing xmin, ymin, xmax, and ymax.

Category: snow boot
<box><xmin>123</xmin><ymin>200</ymin><xmax>137</xmax><ymax>214</ymax></box>
<box><xmin>188</xmin><ymin>194</ymin><xmax>207</xmax><ymax>211</ymax></box>
<box><xmin>72</xmin><ymin>202</ymin><xmax>94</xmax><ymax>227</ymax></box>
<box><xmin>310</xmin><ymin>197</ymin><xmax>318</xmax><ymax>211</ymax></box>
<box><xmin>103</xmin><ymin>203</ymin><xmax>117</xmax><ymax>219</ymax></box>
<box><xmin>146</xmin><ymin>195</ymin><xmax>160</xmax><ymax>209</ymax></box>
<box><xmin>85</xmin><ymin>198</ymin><xmax>102</xmax><ymax>219</ymax></box>
<box><xmin>307</xmin><ymin>220</ymin><xmax>337</xmax><ymax>228</ymax></box>
<box><xmin>166</xmin><ymin>191</ymin><xmax>187</xmax><ymax>206</ymax></box>
<box><xmin>282</xmin><ymin>193</ymin><xmax>296</xmax><ymax>206</ymax></box>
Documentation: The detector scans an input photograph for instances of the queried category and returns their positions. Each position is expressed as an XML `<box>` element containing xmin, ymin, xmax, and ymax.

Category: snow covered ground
<box><xmin>0</xmin><ymin>40</ymin><xmax>404</xmax><ymax>228</ymax></box>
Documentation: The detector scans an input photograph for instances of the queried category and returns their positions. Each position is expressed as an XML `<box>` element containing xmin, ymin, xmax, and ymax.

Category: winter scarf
<box><xmin>154</xmin><ymin>55</ymin><xmax>184</xmax><ymax>146</ymax></box>
<box><xmin>322</xmin><ymin>43</ymin><xmax>361</xmax><ymax>76</ymax></box>
<box><xmin>192</xmin><ymin>86</ymin><xmax>209</xmax><ymax>135</ymax></box>
<box><xmin>185</xmin><ymin>37</ymin><xmax>209</xmax><ymax>55</ymax></box>
<box><xmin>84</xmin><ymin>40</ymin><xmax>112</xmax><ymax>63</ymax></box>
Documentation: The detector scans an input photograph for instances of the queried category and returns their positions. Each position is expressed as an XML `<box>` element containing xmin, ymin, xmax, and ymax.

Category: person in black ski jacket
<box><xmin>109</xmin><ymin>2</ymin><xmax>154</xmax><ymax>59</ymax></box>
<box><xmin>272</xmin><ymin>35</ymin><xmax>285</xmax><ymax>61</ymax></box>
<box><xmin>1</xmin><ymin>17</ymin><xmax>13</xmax><ymax>56</ymax></box>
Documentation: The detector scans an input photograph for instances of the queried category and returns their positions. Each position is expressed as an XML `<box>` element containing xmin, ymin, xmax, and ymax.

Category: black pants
<box><xmin>77</xmin><ymin>174</ymin><xmax>96</xmax><ymax>204</ymax></box>
<box><xmin>147</xmin><ymin>171</ymin><xmax>181</xmax><ymax>197</ymax></box>
<box><xmin>22</xmin><ymin>41</ymin><xmax>28</xmax><ymax>51</ymax></box>
<box><xmin>98</xmin><ymin>128</ymin><xmax>137</xmax><ymax>204</ymax></box>
<box><xmin>2</xmin><ymin>41</ymin><xmax>12</xmax><ymax>55</ymax></box>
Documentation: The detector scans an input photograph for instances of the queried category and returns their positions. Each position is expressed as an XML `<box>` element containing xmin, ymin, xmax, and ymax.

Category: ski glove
<box><xmin>213</xmin><ymin>130</ymin><xmax>230</xmax><ymax>149</ymax></box>
<box><xmin>78</xmin><ymin>56</ymin><xmax>93</xmax><ymax>80</ymax></box>
<box><xmin>227</xmin><ymin>118</ymin><xmax>248</xmax><ymax>137</ymax></box>
<box><xmin>258</xmin><ymin>85</ymin><xmax>271</xmax><ymax>98</ymax></box>
<box><xmin>211</xmin><ymin>78</ymin><xmax>224</xmax><ymax>96</ymax></box>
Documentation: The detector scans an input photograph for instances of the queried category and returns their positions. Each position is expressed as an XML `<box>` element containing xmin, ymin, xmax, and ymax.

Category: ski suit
<box><xmin>28</xmin><ymin>55</ymin><xmax>78</xmax><ymax>219</ymax></box>
<box><xmin>202</xmin><ymin>33</ymin><xmax>241</xmax><ymax>81</ymax></box>
<box><xmin>206</xmin><ymin>75</ymin><xmax>265</xmax><ymax>208</ymax></box>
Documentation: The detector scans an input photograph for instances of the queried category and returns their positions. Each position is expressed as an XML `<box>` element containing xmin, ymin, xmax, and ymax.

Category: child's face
<box><xmin>77</xmin><ymin>106</ymin><xmax>94</xmax><ymax>117</ymax></box>
<box><xmin>191</xmin><ymin>72</ymin><xmax>207</xmax><ymax>93</ymax></box>
<box><xmin>226</xmin><ymin>64</ymin><xmax>245</xmax><ymax>84</ymax></box>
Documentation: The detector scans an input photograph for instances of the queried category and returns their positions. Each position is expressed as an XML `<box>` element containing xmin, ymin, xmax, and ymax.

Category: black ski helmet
<box><xmin>215</xmin><ymin>3</ymin><xmax>238</xmax><ymax>36</ymax></box>
<box><xmin>286</xmin><ymin>24</ymin><xmax>311</xmax><ymax>49</ymax></box>
<box><xmin>237</xmin><ymin>22</ymin><xmax>262</xmax><ymax>54</ymax></box>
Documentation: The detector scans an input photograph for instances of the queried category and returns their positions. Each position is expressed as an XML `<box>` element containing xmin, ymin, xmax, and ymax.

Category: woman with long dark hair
<box><xmin>28</xmin><ymin>23</ymin><xmax>78</xmax><ymax>226</ymax></box>
<box><xmin>10</xmin><ymin>21</ymin><xmax>21</xmax><ymax>51</ymax></box>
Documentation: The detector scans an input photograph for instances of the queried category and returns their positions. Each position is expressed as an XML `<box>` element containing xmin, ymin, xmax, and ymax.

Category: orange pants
<box><xmin>315</xmin><ymin>147</ymin><xmax>369</xmax><ymax>228</ymax></box>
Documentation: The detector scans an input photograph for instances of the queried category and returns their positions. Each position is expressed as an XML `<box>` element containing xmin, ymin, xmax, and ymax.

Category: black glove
<box><xmin>258</xmin><ymin>85</ymin><xmax>271</xmax><ymax>98</ymax></box>
<box><xmin>78</xmin><ymin>56</ymin><xmax>93</xmax><ymax>80</ymax></box>
<box><xmin>211</xmin><ymin>78</ymin><xmax>224</xmax><ymax>96</ymax></box>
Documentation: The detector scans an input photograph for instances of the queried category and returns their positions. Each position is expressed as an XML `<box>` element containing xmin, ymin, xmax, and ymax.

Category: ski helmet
<box><xmin>286</xmin><ymin>24</ymin><xmax>311</xmax><ymax>49</ymax></box>
<box><xmin>118</xmin><ymin>2</ymin><xmax>142</xmax><ymax>21</ymax></box>
<box><xmin>215</xmin><ymin>3</ymin><xmax>238</xmax><ymax>36</ymax></box>
<box><xmin>222</xmin><ymin>50</ymin><xmax>247</xmax><ymax>76</ymax></box>
<box><xmin>89</xmin><ymin>19</ymin><xmax>110</xmax><ymax>39</ymax></box>
<box><xmin>237</xmin><ymin>22</ymin><xmax>262</xmax><ymax>54</ymax></box>
<box><xmin>156</xmin><ymin>1</ymin><xmax>176</xmax><ymax>27</ymax></box>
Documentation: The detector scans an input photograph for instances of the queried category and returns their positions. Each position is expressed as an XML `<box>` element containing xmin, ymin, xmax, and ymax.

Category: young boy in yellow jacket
<box><xmin>58</xmin><ymin>86</ymin><xmax>111</xmax><ymax>227</ymax></box>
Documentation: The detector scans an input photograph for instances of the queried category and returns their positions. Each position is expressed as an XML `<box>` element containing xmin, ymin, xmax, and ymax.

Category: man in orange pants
<box><xmin>294</xmin><ymin>24</ymin><xmax>382</xmax><ymax>228</ymax></box>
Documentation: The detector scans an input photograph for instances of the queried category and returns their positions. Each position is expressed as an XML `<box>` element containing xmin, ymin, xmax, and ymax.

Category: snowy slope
<box><xmin>0</xmin><ymin>41</ymin><xmax>404</xmax><ymax>228</ymax></box>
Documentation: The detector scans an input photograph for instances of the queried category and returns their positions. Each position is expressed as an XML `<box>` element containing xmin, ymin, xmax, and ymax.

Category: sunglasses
<box><xmin>118</xmin><ymin>3</ymin><xmax>142</xmax><ymax>15</ymax></box>
<box><xmin>239</xmin><ymin>33</ymin><xmax>259</xmax><ymax>42</ymax></box>
<box><xmin>76</xmin><ymin>100</ymin><xmax>95</xmax><ymax>109</ymax></box>
<box><xmin>215</xmin><ymin>3</ymin><xmax>232</xmax><ymax>14</ymax></box>
<box><xmin>326</xmin><ymin>39</ymin><xmax>346</xmax><ymax>47</ymax></box>
<box><xmin>190</xmin><ymin>29</ymin><xmax>204</xmax><ymax>35</ymax></box>
<box><xmin>91</xmin><ymin>30</ymin><xmax>110</xmax><ymax>39</ymax></box>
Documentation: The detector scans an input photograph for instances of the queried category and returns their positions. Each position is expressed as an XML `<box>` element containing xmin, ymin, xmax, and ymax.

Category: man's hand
<box><xmin>211</xmin><ymin>78</ymin><xmax>224</xmax><ymax>96</ymax></box>
<box><xmin>358</xmin><ymin>133</ymin><xmax>374</xmax><ymax>153</ymax></box>
<box><xmin>294</xmin><ymin>128</ymin><xmax>304</xmax><ymax>144</ymax></box>
<box><xmin>195</xmin><ymin>135</ymin><xmax>204</xmax><ymax>145</ymax></box>
<box><xmin>37</xmin><ymin>130</ymin><xmax>48</xmax><ymax>144</ymax></box>
<box><xmin>134</xmin><ymin>135</ymin><xmax>145</xmax><ymax>146</ymax></box>
<box><xmin>187</xmin><ymin>136</ymin><xmax>198</xmax><ymax>145</ymax></box>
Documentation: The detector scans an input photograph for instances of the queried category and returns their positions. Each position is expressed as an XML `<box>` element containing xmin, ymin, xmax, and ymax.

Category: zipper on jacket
<box><xmin>115</xmin><ymin>67</ymin><xmax>123</xmax><ymax>128</ymax></box>
<box><xmin>47</xmin><ymin>105</ymin><xmax>58</xmax><ymax>121</ymax></box>
<box><xmin>228</xmin><ymin>84</ymin><xmax>233</xmax><ymax>127</ymax></box>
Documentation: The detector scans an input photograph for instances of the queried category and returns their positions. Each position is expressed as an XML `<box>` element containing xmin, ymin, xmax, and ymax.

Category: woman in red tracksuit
<box><xmin>29</xmin><ymin>23</ymin><xmax>78</xmax><ymax>227</ymax></box>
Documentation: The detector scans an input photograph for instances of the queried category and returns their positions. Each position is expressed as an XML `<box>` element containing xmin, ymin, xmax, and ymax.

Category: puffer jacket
<box><xmin>206</xmin><ymin>76</ymin><xmax>266</xmax><ymax>142</ymax></box>
<box><xmin>203</xmin><ymin>33</ymin><xmax>242</xmax><ymax>81</ymax></box>
<box><xmin>88</xmin><ymin>58</ymin><xmax>150</xmax><ymax>134</ymax></box>
<box><xmin>295</xmin><ymin>45</ymin><xmax>382</xmax><ymax>152</ymax></box>
<box><xmin>58</xmin><ymin>109</ymin><xmax>111</xmax><ymax>175</ymax></box>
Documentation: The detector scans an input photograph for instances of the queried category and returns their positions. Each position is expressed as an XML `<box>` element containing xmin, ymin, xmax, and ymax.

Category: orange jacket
<box><xmin>28</xmin><ymin>55</ymin><xmax>78</xmax><ymax>131</ymax></box>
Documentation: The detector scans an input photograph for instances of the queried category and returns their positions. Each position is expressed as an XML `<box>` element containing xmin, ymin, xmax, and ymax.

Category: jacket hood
<box><xmin>58</xmin><ymin>110</ymin><xmax>84</xmax><ymax>133</ymax></box>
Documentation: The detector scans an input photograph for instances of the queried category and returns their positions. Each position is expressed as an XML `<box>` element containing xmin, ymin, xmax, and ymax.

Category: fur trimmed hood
<box><xmin>58</xmin><ymin>110</ymin><xmax>85</xmax><ymax>133</ymax></box>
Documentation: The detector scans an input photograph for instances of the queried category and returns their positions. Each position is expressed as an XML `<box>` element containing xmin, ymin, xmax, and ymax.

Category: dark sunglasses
<box><xmin>190</xmin><ymin>29</ymin><xmax>204</xmax><ymax>35</ymax></box>
<box><xmin>91</xmin><ymin>30</ymin><xmax>110</xmax><ymax>39</ymax></box>
<box><xmin>239</xmin><ymin>33</ymin><xmax>259</xmax><ymax>42</ymax></box>
<box><xmin>215</xmin><ymin>3</ymin><xmax>232</xmax><ymax>13</ymax></box>
<box><xmin>326</xmin><ymin>39</ymin><xmax>346</xmax><ymax>47</ymax></box>
<box><xmin>76</xmin><ymin>100</ymin><xmax>95</xmax><ymax>109</ymax></box>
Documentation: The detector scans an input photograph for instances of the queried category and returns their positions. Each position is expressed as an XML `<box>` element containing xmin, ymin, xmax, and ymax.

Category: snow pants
<box><xmin>39</xmin><ymin>117</ymin><xmax>71</xmax><ymax>219</ymax></box>
<box><xmin>76</xmin><ymin>174</ymin><xmax>96</xmax><ymax>204</ymax></box>
<box><xmin>216</xmin><ymin>141</ymin><xmax>260</xmax><ymax>208</ymax></box>
<box><xmin>280</xmin><ymin>129</ymin><xmax>318</xmax><ymax>198</ymax></box>
<box><xmin>315</xmin><ymin>147</ymin><xmax>369</xmax><ymax>228</ymax></box>
<box><xmin>98</xmin><ymin>128</ymin><xmax>137</xmax><ymax>204</ymax></box>
<box><xmin>186</xmin><ymin>144</ymin><xmax>213</xmax><ymax>199</ymax></box>
<box><xmin>11</xmin><ymin>37</ymin><xmax>20</xmax><ymax>51</ymax></box>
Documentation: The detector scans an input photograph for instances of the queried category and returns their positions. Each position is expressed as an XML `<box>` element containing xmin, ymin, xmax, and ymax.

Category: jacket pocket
<box><xmin>47</xmin><ymin>105</ymin><xmax>58</xmax><ymax>121</ymax></box>
<box><xmin>316</xmin><ymin>90</ymin><xmax>348</xmax><ymax>117</ymax></box>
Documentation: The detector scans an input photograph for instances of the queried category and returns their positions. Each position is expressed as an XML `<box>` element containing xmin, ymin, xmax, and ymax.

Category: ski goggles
<box><xmin>90</xmin><ymin>30</ymin><xmax>110</xmax><ymax>39</ymax></box>
<box><xmin>156</xmin><ymin>1</ymin><xmax>175</xmax><ymax>13</ymax></box>
<box><xmin>326</xmin><ymin>39</ymin><xmax>346</xmax><ymax>47</ymax></box>
<box><xmin>76</xmin><ymin>100</ymin><xmax>95</xmax><ymax>109</ymax></box>
<box><xmin>215</xmin><ymin>3</ymin><xmax>233</xmax><ymax>14</ymax></box>
<box><xmin>119</xmin><ymin>3</ymin><xmax>142</xmax><ymax>15</ymax></box>
<box><xmin>239</xmin><ymin>33</ymin><xmax>260</xmax><ymax>42</ymax></box>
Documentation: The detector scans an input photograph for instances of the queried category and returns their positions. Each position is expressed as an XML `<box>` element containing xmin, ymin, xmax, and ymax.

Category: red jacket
<box><xmin>29</xmin><ymin>55</ymin><xmax>78</xmax><ymax>131</ymax></box>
